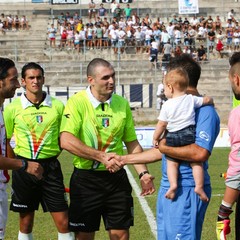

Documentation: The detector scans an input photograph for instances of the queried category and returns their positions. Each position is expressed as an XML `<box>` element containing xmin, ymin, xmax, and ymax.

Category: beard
<box><xmin>234</xmin><ymin>92</ymin><xmax>240</xmax><ymax>100</ymax></box>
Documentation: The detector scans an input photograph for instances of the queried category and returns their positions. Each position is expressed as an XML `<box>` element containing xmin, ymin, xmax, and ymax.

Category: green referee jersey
<box><xmin>60</xmin><ymin>89</ymin><xmax>137</xmax><ymax>170</ymax></box>
<box><xmin>4</xmin><ymin>93</ymin><xmax>64</xmax><ymax>159</ymax></box>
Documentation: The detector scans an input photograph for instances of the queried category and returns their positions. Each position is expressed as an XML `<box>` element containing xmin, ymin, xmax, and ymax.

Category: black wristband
<box><xmin>20</xmin><ymin>159</ymin><xmax>28</xmax><ymax>171</ymax></box>
<box><xmin>139</xmin><ymin>170</ymin><xmax>149</xmax><ymax>179</ymax></box>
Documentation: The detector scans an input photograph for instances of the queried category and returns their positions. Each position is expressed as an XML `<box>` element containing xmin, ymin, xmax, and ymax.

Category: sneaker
<box><xmin>216</xmin><ymin>219</ymin><xmax>231</xmax><ymax>240</ymax></box>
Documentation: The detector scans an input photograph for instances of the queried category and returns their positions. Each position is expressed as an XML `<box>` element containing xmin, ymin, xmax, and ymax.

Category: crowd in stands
<box><xmin>46</xmin><ymin>3</ymin><xmax>239</xmax><ymax>62</ymax></box>
<box><xmin>0</xmin><ymin>13</ymin><xmax>29</xmax><ymax>34</ymax></box>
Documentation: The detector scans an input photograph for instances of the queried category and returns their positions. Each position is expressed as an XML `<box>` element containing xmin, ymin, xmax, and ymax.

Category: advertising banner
<box><xmin>178</xmin><ymin>0</ymin><xmax>199</xmax><ymax>14</ymax></box>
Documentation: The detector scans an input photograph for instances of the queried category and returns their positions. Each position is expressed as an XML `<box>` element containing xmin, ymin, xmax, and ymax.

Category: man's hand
<box><xmin>140</xmin><ymin>173</ymin><xmax>155</xmax><ymax>196</ymax></box>
<box><xmin>26</xmin><ymin>162</ymin><xmax>43</xmax><ymax>180</ymax></box>
<box><xmin>104</xmin><ymin>153</ymin><xmax>124</xmax><ymax>173</ymax></box>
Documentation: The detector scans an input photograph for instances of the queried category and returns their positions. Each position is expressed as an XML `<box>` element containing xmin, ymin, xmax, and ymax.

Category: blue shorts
<box><xmin>118</xmin><ymin>41</ymin><xmax>125</xmax><ymax>48</ymax></box>
<box><xmin>166</xmin><ymin>125</ymin><xmax>195</xmax><ymax>147</ymax></box>
<box><xmin>157</xmin><ymin>185</ymin><xmax>211</xmax><ymax>240</ymax></box>
<box><xmin>145</xmin><ymin>39</ymin><xmax>151</xmax><ymax>46</ymax></box>
<box><xmin>111</xmin><ymin>39</ymin><xmax>118</xmax><ymax>47</ymax></box>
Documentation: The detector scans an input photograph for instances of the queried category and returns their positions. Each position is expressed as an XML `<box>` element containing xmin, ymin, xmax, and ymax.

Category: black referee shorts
<box><xmin>10</xmin><ymin>156</ymin><xmax>68</xmax><ymax>213</ymax></box>
<box><xmin>69</xmin><ymin>168</ymin><xmax>134</xmax><ymax>232</ymax></box>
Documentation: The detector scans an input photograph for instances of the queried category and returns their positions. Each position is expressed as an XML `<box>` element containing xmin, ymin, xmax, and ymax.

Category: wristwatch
<box><xmin>20</xmin><ymin>159</ymin><xmax>28</xmax><ymax>171</ymax></box>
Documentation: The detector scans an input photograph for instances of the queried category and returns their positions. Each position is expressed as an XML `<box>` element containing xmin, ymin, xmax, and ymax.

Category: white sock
<box><xmin>222</xmin><ymin>200</ymin><xmax>232</xmax><ymax>208</ymax></box>
<box><xmin>18</xmin><ymin>231</ymin><xmax>33</xmax><ymax>240</ymax></box>
<box><xmin>58</xmin><ymin>232</ymin><xmax>75</xmax><ymax>240</ymax></box>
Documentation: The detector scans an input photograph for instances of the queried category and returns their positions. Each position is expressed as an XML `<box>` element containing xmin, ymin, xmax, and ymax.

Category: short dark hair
<box><xmin>0</xmin><ymin>57</ymin><xmax>15</xmax><ymax>81</ymax></box>
<box><xmin>229</xmin><ymin>52</ymin><xmax>240</xmax><ymax>67</ymax></box>
<box><xmin>168</xmin><ymin>54</ymin><xmax>201</xmax><ymax>88</ymax></box>
<box><xmin>21</xmin><ymin>62</ymin><xmax>44</xmax><ymax>79</ymax></box>
<box><xmin>87</xmin><ymin>58</ymin><xmax>113</xmax><ymax>77</ymax></box>
<box><xmin>229</xmin><ymin>52</ymin><xmax>240</xmax><ymax>77</ymax></box>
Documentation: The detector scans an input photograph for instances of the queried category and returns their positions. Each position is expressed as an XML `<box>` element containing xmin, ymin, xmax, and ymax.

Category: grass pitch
<box><xmin>5</xmin><ymin>147</ymin><xmax>232</xmax><ymax>240</ymax></box>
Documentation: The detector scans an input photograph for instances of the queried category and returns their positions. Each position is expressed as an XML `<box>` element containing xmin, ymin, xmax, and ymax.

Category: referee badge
<box><xmin>36</xmin><ymin>115</ymin><xmax>43</xmax><ymax>123</ymax></box>
<box><xmin>102</xmin><ymin>118</ymin><xmax>109</xmax><ymax>128</ymax></box>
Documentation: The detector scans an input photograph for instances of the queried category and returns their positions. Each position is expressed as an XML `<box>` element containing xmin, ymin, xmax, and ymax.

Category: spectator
<box><xmin>131</xmin><ymin>11</ymin><xmax>139</xmax><ymax>26</ymax></box>
<box><xmin>134</xmin><ymin>26</ymin><xmax>143</xmax><ymax>53</ymax></box>
<box><xmin>205</xmin><ymin>15</ymin><xmax>214</xmax><ymax>32</ymax></box>
<box><xmin>60</xmin><ymin>27</ymin><xmax>67</xmax><ymax>50</ymax></box>
<box><xmin>166</xmin><ymin>22</ymin><xmax>175</xmax><ymax>44</ymax></box>
<box><xmin>117</xmin><ymin>26</ymin><xmax>126</xmax><ymax>54</ymax></box>
<box><xmin>20</xmin><ymin>15</ymin><xmax>29</xmax><ymax>30</ymax></box>
<box><xmin>216</xmin><ymin>29</ymin><xmax>225</xmax><ymax>58</ymax></box>
<box><xmin>156</xmin><ymin>81</ymin><xmax>167</xmax><ymax>110</ymax></box>
<box><xmin>0</xmin><ymin>13</ymin><xmax>6</xmax><ymax>30</ymax></box>
<box><xmin>0</xmin><ymin>20</ymin><xmax>4</xmax><ymax>34</ymax></box>
<box><xmin>174</xmin><ymin>26</ymin><xmax>182</xmax><ymax>46</ymax></box>
<box><xmin>13</xmin><ymin>15</ymin><xmax>20</xmax><ymax>30</ymax></box>
<box><xmin>66</xmin><ymin>25</ymin><xmax>74</xmax><ymax>49</ymax></box>
<box><xmin>207</xmin><ymin>28</ymin><xmax>215</xmax><ymax>52</ymax></box>
<box><xmin>227</xmin><ymin>9</ymin><xmax>235</xmax><ymax>23</ymax></box>
<box><xmin>74</xmin><ymin>30</ymin><xmax>81</xmax><ymax>52</ymax></box>
<box><xmin>114</xmin><ymin>4</ymin><xmax>122</xmax><ymax>22</ymax></box>
<box><xmin>197</xmin><ymin>45</ymin><xmax>207</xmax><ymax>61</ymax></box>
<box><xmin>95</xmin><ymin>23</ymin><xmax>103</xmax><ymax>50</ymax></box>
<box><xmin>183</xmin><ymin>45</ymin><xmax>191</xmax><ymax>54</ymax></box>
<box><xmin>98</xmin><ymin>3</ymin><xmax>107</xmax><ymax>18</ymax></box>
<box><xmin>125</xmin><ymin>24</ymin><xmax>134</xmax><ymax>46</ymax></box>
<box><xmin>6</xmin><ymin>14</ymin><xmax>13</xmax><ymax>30</ymax></box>
<box><xmin>183</xmin><ymin>28</ymin><xmax>190</xmax><ymax>46</ymax></box>
<box><xmin>198</xmin><ymin>15</ymin><xmax>206</xmax><ymax>24</ymax></box>
<box><xmin>152</xmin><ymin>25</ymin><xmax>161</xmax><ymax>48</ymax></box>
<box><xmin>226</xmin><ymin>28</ymin><xmax>234</xmax><ymax>52</ymax></box>
<box><xmin>123</xmin><ymin>4</ymin><xmax>132</xmax><ymax>21</ymax></box>
<box><xmin>188</xmin><ymin>25</ymin><xmax>197</xmax><ymax>48</ymax></box>
<box><xmin>216</xmin><ymin>39</ymin><xmax>224</xmax><ymax>58</ymax></box>
<box><xmin>57</xmin><ymin>12</ymin><xmax>65</xmax><ymax>26</ymax></box>
<box><xmin>197</xmin><ymin>22</ymin><xmax>207</xmax><ymax>42</ymax></box>
<box><xmin>162</xmin><ymin>39</ymin><xmax>173</xmax><ymax>62</ymax></box>
<box><xmin>86</xmin><ymin>23</ymin><xmax>94</xmax><ymax>50</ymax></box>
<box><xmin>88</xmin><ymin>0</ymin><xmax>96</xmax><ymax>22</ymax></box>
<box><xmin>183</xmin><ymin>17</ymin><xmax>190</xmax><ymax>29</ymax></box>
<box><xmin>111</xmin><ymin>0</ymin><xmax>118</xmax><ymax>18</ymax></box>
<box><xmin>170</xmin><ymin>15</ymin><xmax>178</xmax><ymax>25</ymax></box>
<box><xmin>143</xmin><ymin>13</ymin><xmax>152</xmax><ymax>26</ymax></box>
<box><xmin>214</xmin><ymin>15</ymin><xmax>222</xmax><ymax>31</ymax></box>
<box><xmin>233</xmin><ymin>28</ymin><xmax>240</xmax><ymax>51</ymax></box>
<box><xmin>190</xmin><ymin>16</ymin><xmax>199</xmax><ymax>29</ymax></box>
<box><xmin>144</xmin><ymin>25</ymin><xmax>153</xmax><ymax>53</ymax></box>
<box><xmin>161</xmin><ymin>28</ymin><xmax>171</xmax><ymax>47</ymax></box>
<box><xmin>102</xmin><ymin>22</ymin><xmax>109</xmax><ymax>49</ymax></box>
<box><xmin>79</xmin><ymin>25</ymin><xmax>86</xmax><ymax>52</ymax></box>
<box><xmin>174</xmin><ymin>45</ymin><xmax>182</xmax><ymax>57</ymax></box>
<box><xmin>226</xmin><ymin>19</ymin><xmax>235</xmax><ymax>32</ymax></box>
<box><xmin>109</xmin><ymin>24</ymin><xmax>118</xmax><ymax>54</ymax></box>
<box><xmin>149</xmin><ymin>41</ymin><xmax>159</xmax><ymax>69</ymax></box>
<box><xmin>76</xmin><ymin>19</ymin><xmax>83</xmax><ymax>32</ymax></box>
<box><xmin>73</xmin><ymin>12</ymin><xmax>80</xmax><ymax>24</ymax></box>
<box><xmin>48</xmin><ymin>23</ymin><xmax>57</xmax><ymax>48</ymax></box>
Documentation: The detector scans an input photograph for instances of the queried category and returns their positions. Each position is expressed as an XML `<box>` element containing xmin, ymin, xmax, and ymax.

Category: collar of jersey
<box><xmin>21</xmin><ymin>92</ymin><xmax>52</xmax><ymax>109</ymax></box>
<box><xmin>86</xmin><ymin>86</ymin><xmax>111</xmax><ymax>109</ymax></box>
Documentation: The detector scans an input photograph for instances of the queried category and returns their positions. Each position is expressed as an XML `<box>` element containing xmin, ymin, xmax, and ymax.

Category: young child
<box><xmin>152</xmin><ymin>67</ymin><xmax>213</xmax><ymax>201</ymax></box>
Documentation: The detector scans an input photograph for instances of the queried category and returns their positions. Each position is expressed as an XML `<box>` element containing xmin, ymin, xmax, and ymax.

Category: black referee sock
<box><xmin>217</xmin><ymin>204</ymin><xmax>233</xmax><ymax>221</ymax></box>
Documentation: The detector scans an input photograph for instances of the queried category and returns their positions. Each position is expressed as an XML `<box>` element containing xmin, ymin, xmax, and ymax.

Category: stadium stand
<box><xmin>0</xmin><ymin>0</ymin><xmax>239</xmax><ymax>124</ymax></box>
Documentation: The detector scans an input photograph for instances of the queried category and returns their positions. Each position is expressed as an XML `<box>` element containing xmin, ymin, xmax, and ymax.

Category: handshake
<box><xmin>104</xmin><ymin>153</ymin><xmax>126</xmax><ymax>173</ymax></box>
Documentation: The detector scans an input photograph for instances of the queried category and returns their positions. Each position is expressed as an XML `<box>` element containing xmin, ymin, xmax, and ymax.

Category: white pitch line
<box><xmin>125</xmin><ymin>166</ymin><xmax>157</xmax><ymax>239</ymax></box>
